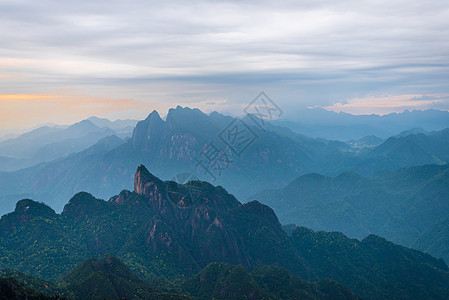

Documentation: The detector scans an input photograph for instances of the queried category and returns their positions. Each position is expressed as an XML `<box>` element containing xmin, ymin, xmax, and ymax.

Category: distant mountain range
<box><xmin>1</xmin><ymin>108</ymin><xmax>448</xmax><ymax>299</ymax></box>
<box><xmin>0</xmin><ymin>106</ymin><xmax>448</xmax><ymax>216</ymax></box>
<box><xmin>0</xmin><ymin>117</ymin><xmax>137</xmax><ymax>172</ymax></box>
<box><xmin>86</xmin><ymin>116</ymin><xmax>138</xmax><ymax>133</ymax></box>
<box><xmin>1</xmin><ymin>165</ymin><xmax>449</xmax><ymax>299</ymax></box>
<box><xmin>274</xmin><ymin>108</ymin><xmax>449</xmax><ymax>140</ymax></box>
<box><xmin>0</xmin><ymin>107</ymin><xmax>346</xmax><ymax>213</ymax></box>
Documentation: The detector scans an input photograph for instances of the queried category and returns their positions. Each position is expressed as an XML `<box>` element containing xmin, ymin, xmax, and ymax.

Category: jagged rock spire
<box><xmin>134</xmin><ymin>164</ymin><xmax>164</xmax><ymax>196</ymax></box>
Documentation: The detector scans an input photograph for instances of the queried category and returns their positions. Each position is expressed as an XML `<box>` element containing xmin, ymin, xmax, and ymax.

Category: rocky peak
<box><xmin>131</xmin><ymin>110</ymin><xmax>165</xmax><ymax>150</ymax></box>
<box><xmin>62</xmin><ymin>192</ymin><xmax>111</xmax><ymax>220</ymax></box>
<box><xmin>109</xmin><ymin>190</ymin><xmax>132</xmax><ymax>205</ymax></box>
<box><xmin>14</xmin><ymin>199</ymin><xmax>56</xmax><ymax>218</ymax></box>
<box><xmin>146</xmin><ymin>110</ymin><xmax>163</xmax><ymax>122</ymax></box>
<box><xmin>165</xmin><ymin>106</ymin><xmax>213</xmax><ymax>131</ymax></box>
<box><xmin>166</xmin><ymin>106</ymin><xmax>201</xmax><ymax>121</ymax></box>
<box><xmin>134</xmin><ymin>164</ymin><xmax>165</xmax><ymax>197</ymax></box>
<box><xmin>240</xmin><ymin>200</ymin><xmax>280</xmax><ymax>225</ymax></box>
<box><xmin>0</xmin><ymin>199</ymin><xmax>56</xmax><ymax>236</ymax></box>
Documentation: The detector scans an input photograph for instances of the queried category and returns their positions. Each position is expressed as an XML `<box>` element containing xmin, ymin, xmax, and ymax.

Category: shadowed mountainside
<box><xmin>252</xmin><ymin>163</ymin><xmax>449</xmax><ymax>261</ymax></box>
<box><xmin>0</xmin><ymin>165</ymin><xmax>449</xmax><ymax>299</ymax></box>
<box><xmin>1</xmin><ymin>107</ymin><xmax>448</xmax><ymax>216</ymax></box>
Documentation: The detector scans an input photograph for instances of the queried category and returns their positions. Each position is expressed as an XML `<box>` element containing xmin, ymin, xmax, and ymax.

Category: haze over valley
<box><xmin>1</xmin><ymin>0</ymin><xmax>449</xmax><ymax>299</ymax></box>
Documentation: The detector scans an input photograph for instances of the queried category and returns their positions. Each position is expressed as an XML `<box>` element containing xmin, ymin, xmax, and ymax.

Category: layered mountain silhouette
<box><xmin>0</xmin><ymin>107</ymin><xmax>348</xmax><ymax>213</ymax></box>
<box><xmin>1</xmin><ymin>165</ymin><xmax>449</xmax><ymax>299</ymax></box>
<box><xmin>184</xmin><ymin>262</ymin><xmax>360</xmax><ymax>300</ymax></box>
<box><xmin>0</xmin><ymin>118</ymin><xmax>134</xmax><ymax>172</ymax></box>
<box><xmin>1</xmin><ymin>254</ymin><xmax>361</xmax><ymax>300</ymax></box>
<box><xmin>252</xmin><ymin>163</ymin><xmax>449</xmax><ymax>261</ymax></box>
<box><xmin>1</xmin><ymin>107</ymin><xmax>448</xmax><ymax>216</ymax></box>
<box><xmin>349</xmin><ymin>128</ymin><xmax>449</xmax><ymax>173</ymax></box>
<box><xmin>412</xmin><ymin>215</ymin><xmax>449</xmax><ymax>264</ymax></box>
<box><xmin>274</xmin><ymin>108</ymin><xmax>449</xmax><ymax>140</ymax></box>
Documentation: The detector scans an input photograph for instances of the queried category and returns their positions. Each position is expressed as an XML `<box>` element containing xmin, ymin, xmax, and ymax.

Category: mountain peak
<box><xmin>134</xmin><ymin>164</ymin><xmax>164</xmax><ymax>196</ymax></box>
<box><xmin>65</xmin><ymin>254</ymin><xmax>134</xmax><ymax>278</ymax></box>
<box><xmin>60</xmin><ymin>255</ymin><xmax>145</xmax><ymax>299</ymax></box>
<box><xmin>240</xmin><ymin>200</ymin><xmax>280</xmax><ymax>225</ymax></box>
<box><xmin>70</xmin><ymin>119</ymin><xmax>101</xmax><ymax>130</ymax></box>
<box><xmin>10</xmin><ymin>199</ymin><xmax>56</xmax><ymax>222</ymax></box>
<box><xmin>62</xmin><ymin>192</ymin><xmax>111</xmax><ymax>220</ymax></box>
<box><xmin>0</xmin><ymin>199</ymin><xmax>56</xmax><ymax>236</ymax></box>
<box><xmin>146</xmin><ymin>110</ymin><xmax>162</xmax><ymax>121</ymax></box>
<box><xmin>166</xmin><ymin>106</ymin><xmax>207</xmax><ymax>122</ymax></box>
<box><xmin>131</xmin><ymin>111</ymin><xmax>165</xmax><ymax>150</ymax></box>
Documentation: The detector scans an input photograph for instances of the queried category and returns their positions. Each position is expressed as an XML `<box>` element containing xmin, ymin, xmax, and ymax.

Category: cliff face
<box><xmin>0</xmin><ymin>164</ymin><xmax>309</xmax><ymax>281</ymax></box>
<box><xmin>2</xmin><ymin>164</ymin><xmax>449</xmax><ymax>300</ymax></box>
<box><xmin>134</xmin><ymin>164</ymin><xmax>165</xmax><ymax>198</ymax></box>
<box><xmin>131</xmin><ymin>110</ymin><xmax>165</xmax><ymax>151</ymax></box>
<box><xmin>126</xmin><ymin>164</ymin><xmax>302</xmax><ymax>275</ymax></box>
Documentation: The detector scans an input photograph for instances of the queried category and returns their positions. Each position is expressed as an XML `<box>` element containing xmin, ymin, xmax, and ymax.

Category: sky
<box><xmin>1</xmin><ymin>0</ymin><xmax>449</xmax><ymax>129</ymax></box>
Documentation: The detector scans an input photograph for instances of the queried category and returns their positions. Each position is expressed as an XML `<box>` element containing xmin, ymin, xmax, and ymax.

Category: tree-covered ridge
<box><xmin>0</xmin><ymin>277</ymin><xmax>62</xmax><ymax>300</ymax></box>
<box><xmin>0</xmin><ymin>165</ymin><xmax>308</xmax><ymax>282</ymax></box>
<box><xmin>1</xmin><ymin>165</ymin><xmax>449</xmax><ymax>299</ymax></box>
<box><xmin>253</xmin><ymin>163</ymin><xmax>449</xmax><ymax>261</ymax></box>
<box><xmin>1</xmin><ymin>255</ymin><xmax>360</xmax><ymax>300</ymax></box>
<box><xmin>58</xmin><ymin>255</ymin><xmax>190</xmax><ymax>300</ymax></box>
<box><xmin>291</xmin><ymin>226</ymin><xmax>449</xmax><ymax>300</ymax></box>
<box><xmin>411</xmin><ymin>215</ymin><xmax>449</xmax><ymax>265</ymax></box>
<box><xmin>0</xmin><ymin>269</ymin><xmax>63</xmax><ymax>297</ymax></box>
<box><xmin>184</xmin><ymin>262</ymin><xmax>361</xmax><ymax>300</ymax></box>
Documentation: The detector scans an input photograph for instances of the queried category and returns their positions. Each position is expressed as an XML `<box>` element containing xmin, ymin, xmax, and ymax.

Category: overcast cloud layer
<box><xmin>1</xmin><ymin>0</ymin><xmax>449</xmax><ymax>128</ymax></box>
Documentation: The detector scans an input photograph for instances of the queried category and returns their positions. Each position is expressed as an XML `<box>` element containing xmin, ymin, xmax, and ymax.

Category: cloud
<box><xmin>0</xmin><ymin>74</ymin><xmax>17</xmax><ymax>80</ymax></box>
<box><xmin>322</xmin><ymin>94</ymin><xmax>449</xmax><ymax>115</ymax></box>
<box><xmin>0</xmin><ymin>0</ymin><xmax>448</xmax><ymax>124</ymax></box>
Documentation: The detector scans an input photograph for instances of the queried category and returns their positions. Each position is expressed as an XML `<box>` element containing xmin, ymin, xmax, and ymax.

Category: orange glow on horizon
<box><xmin>0</xmin><ymin>93</ymin><xmax>153</xmax><ymax>130</ymax></box>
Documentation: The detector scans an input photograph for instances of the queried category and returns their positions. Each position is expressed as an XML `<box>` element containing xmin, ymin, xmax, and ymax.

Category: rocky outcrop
<box><xmin>239</xmin><ymin>200</ymin><xmax>280</xmax><ymax>226</ymax></box>
<box><xmin>134</xmin><ymin>165</ymin><xmax>165</xmax><ymax>196</ymax></box>
<box><xmin>1</xmin><ymin>164</ymin><xmax>310</xmax><ymax>281</ymax></box>
<box><xmin>131</xmin><ymin>110</ymin><xmax>164</xmax><ymax>151</ymax></box>
<box><xmin>0</xmin><ymin>199</ymin><xmax>56</xmax><ymax>236</ymax></box>
<box><xmin>62</xmin><ymin>192</ymin><xmax>111</xmax><ymax>221</ymax></box>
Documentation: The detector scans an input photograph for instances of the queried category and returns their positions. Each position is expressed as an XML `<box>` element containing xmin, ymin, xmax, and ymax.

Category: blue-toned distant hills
<box><xmin>251</xmin><ymin>163</ymin><xmax>449</xmax><ymax>262</ymax></box>
<box><xmin>0</xmin><ymin>107</ymin><xmax>448</xmax><ymax>280</ymax></box>
<box><xmin>274</xmin><ymin>107</ymin><xmax>449</xmax><ymax>140</ymax></box>
<box><xmin>0</xmin><ymin>117</ymin><xmax>137</xmax><ymax>172</ymax></box>
<box><xmin>0</xmin><ymin>107</ymin><xmax>448</xmax><ymax>216</ymax></box>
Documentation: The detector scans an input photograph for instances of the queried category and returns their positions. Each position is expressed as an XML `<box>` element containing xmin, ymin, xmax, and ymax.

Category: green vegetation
<box><xmin>411</xmin><ymin>216</ymin><xmax>449</xmax><ymax>265</ymax></box>
<box><xmin>59</xmin><ymin>255</ymin><xmax>190</xmax><ymax>300</ymax></box>
<box><xmin>253</xmin><ymin>163</ymin><xmax>449</xmax><ymax>261</ymax></box>
<box><xmin>1</xmin><ymin>256</ymin><xmax>361</xmax><ymax>300</ymax></box>
<box><xmin>1</xmin><ymin>165</ymin><xmax>449</xmax><ymax>299</ymax></box>
<box><xmin>0</xmin><ymin>277</ymin><xmax>60</xmax><ymax>300</ymax></box>
<box><xmin>185</xmin><ymin>262</ymin><xmax>360</xmax><ymax>300</ymax></box>
<box><xmin>0</xmin><ymin>269</ymin><xmax>63</xmax><ymax>297</ymax></box>
<box><xmin>291</xmin><ymin>226</ymin><xmax>449</xmax><ymax>300</ymax></box>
